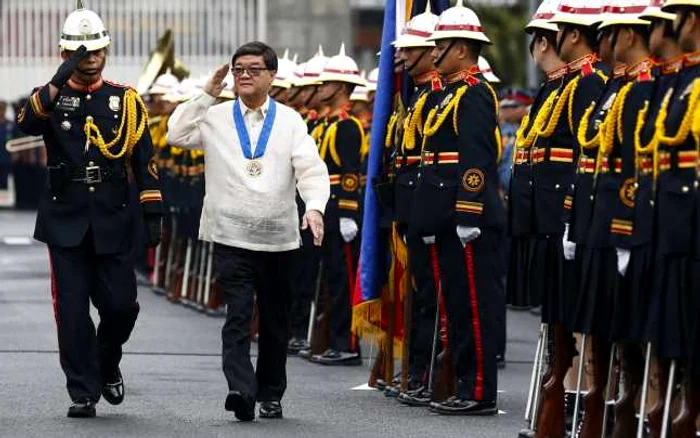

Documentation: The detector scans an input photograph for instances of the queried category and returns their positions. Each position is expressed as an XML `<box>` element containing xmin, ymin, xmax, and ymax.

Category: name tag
<box><xmin>57</xmin><ymin>96</ymin><xmax>81</xmax><ymax>111</ymax></box>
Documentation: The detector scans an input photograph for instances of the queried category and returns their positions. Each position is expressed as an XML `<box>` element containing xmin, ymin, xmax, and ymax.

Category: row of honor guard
<box><xmin>504</xmin><ymin>0</ymin><xmax>700</xmax><ymax>436</ymax></box>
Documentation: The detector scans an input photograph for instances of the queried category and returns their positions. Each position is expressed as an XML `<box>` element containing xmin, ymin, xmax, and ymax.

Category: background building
<box><xmin>0</xmin><ymin>0</ymin><xmax>534</xmax><ymax>102</ymax></box>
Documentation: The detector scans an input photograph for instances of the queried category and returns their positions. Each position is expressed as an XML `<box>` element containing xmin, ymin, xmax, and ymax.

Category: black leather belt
<box><xmin>49</xmin><ymin>163</ymin><xmax>127</xmax><ymax>184</ymax></box>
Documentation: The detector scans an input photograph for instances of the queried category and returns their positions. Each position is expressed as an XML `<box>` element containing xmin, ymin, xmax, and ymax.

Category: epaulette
<box><xmin>104</xmin><ymin>79</ymin><xmax>129</xmax><ymax>89</ymax></box>
<box><xmin>568</xmin><ymin>53</ymin><xmax>599</xmax><ymax>77</ymax></box>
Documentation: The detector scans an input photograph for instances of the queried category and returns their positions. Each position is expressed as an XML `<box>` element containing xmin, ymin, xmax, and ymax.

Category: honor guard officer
<box><xmin>310</xmin><ymin>45</ymin><xmax>367</xmax><ymax>366</ymax></box>
<box><xmin>649</xmin><ymin>0</ymin><xmax>700</xmax><ymax>429</ymax></box>
<box><xmin>514</xmin><ymin>1</ymin><xmax>571</xmax><ymax>436</ymax></box>
<box><xmin>592</xmin><ymin>1</ymin><xmax>656</xmax><ymax>433</ymax></box>
<box><xmin>508</xmin><ymin>0</ymin><xmax>567</xmax><ymax>316</ymax></box>
<box><xmin>382</xmin><ymin>3</ymin><xmax>445</xmax><ymax>406</ymax></box>
<box><xmin>411</xmin><ymin>0</ymin><xmax>505</xmax><ymax>415</ymax></box>
<box><xmin>16</xmin><ymin>1</ymin><xmax>163</xmax><ymax>418</ymax></box>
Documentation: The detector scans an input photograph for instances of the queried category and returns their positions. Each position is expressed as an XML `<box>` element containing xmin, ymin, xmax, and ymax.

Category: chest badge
<box><xmin>60</xmin><ymin>120</ymin><xmax>72</xmax><ymax>131</ymax></box>
<box><xmin>109</xmin><ymin>96</ymin><xmax>121</xmax><ymax>112</ymax></box>
<box><xmin>439</xmin><ymin>93</ymin><xmax>453</xmax><ymax>109</ymax></box>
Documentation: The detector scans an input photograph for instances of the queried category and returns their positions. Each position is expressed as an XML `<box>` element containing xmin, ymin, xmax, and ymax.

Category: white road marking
<box><xmin>2</xmin><ymin>236</ymin><xmax>32</xmax><ymax>246</ymax></box>
<box><xmin>351</xmin><ymin>383</ymin><xmax>375</xmax><ymax>391</ymax></box>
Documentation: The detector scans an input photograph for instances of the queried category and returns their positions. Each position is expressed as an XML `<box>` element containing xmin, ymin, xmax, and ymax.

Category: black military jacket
<box><xmin>587</xmin><ymin>59</ymin><xmax>654</xmax><ymax>249</ymax></box>
<box><xmin>532</xmin><ymin>54</ymin><xmax>606</xmax><ymax>236</ymax></box>
<box><xmin>651</xmin><ymin>56</ymin><xmax>700</xmax><ymax>256</ymax></box>
<box><xmin>318</xmin><ymin>106</ymin><xmax>364</xmax><ymax>232</ymax></box>
<box><xmin>392</xmin><ymin>70</ymin><xmax>443</xmax><ymax>225</ymax></box>
<box><xmin>611</xmin><ymin>58</ymin><xmax>682</xmax><ymax>249</ymax></box>
<box><xmin>508</xmin><ymin>66</ymin><xmax>566</xmax><ymax>238</ymax></box>
<box><xmin>17</xmin><ymin>78</ymin><xmax>164</xmax><ymax>254</ymax></box>
<box><xmin>568</xmin><ymin>65</ymin><xmax>626</xmax><ymax>244</ymax></box>
<box><xmin>410</xmin><ymin>66</ymin><xmax>504</xmax><ymax>236</ymax></box>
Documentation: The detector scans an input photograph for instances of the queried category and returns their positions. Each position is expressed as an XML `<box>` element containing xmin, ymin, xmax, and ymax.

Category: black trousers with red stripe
<box><xmin>321</xmin><ymin>230</ymin><xmax>359</xmax><ymax>353</ymax></box>
<box><xmin>436</xmin><ymin>227</ymin><xmax>500</xmax><ymax>402</ymax></box>
<box><xmin>48</xmin><ymin>229</ymin><xmax>139</xmax><ymax>402</ymax></box>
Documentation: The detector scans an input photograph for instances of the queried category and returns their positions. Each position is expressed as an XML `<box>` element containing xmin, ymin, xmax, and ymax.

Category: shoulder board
<box><xmin>104</xmin><ymin>79</ymin><xmax>130</xmax><ymax>89</ymax></box>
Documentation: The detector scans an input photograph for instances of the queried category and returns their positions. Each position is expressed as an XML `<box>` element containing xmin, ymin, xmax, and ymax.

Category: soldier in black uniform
<box><xmin>309</xmin><ymin>46</ymin><xmax>366</xmax><ymax>366</ymax></box>
<box><xmin>649</xmin><ymin>0</ymin><xmax>700</xmax><ymax>422</ymax></box>
<box><xmin>16</xmin><ymin>4</ymin><xmax>163</xmax><ymax>418</ymax></box>
<box><xmin>383</xmin><ymin>5</ymin><xmax>444</xmax><ymax>406</ymax></box>
<box><xmin>411</xmin><ymin>0</ymin><xmax>504</xmax><ymax>415</ymax></box>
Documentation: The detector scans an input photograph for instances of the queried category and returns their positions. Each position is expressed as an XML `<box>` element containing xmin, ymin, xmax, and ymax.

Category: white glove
<box><xmin>456</xmin><ymin>226</ymin><xmax>481</xmax><ymax>247</ymax></box>
<box><xmin>422</xmin><ymin>235</ymin><xmax>436</xmax><ymax>245</ymax></box>
<box><xmin>562</xmin><ymin>223</ymin><xmax>577</xmax><ymax>261</ymax></box>
<box><xmin>616</xmin><ymin>248</ymin><xmax>630</xmax><ymax>277</ymax></box>
<box><xmin>339</xmin><ymin>218</ymin><xmax>358</xmax><ymax>243</ymax></box>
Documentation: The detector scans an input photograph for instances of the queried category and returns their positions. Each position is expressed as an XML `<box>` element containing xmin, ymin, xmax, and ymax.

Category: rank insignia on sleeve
<box><xmin>148</xmin><ymin>158</ymin><xmax>159</xmax><ymax>180</ymax></box>
<box><xmin>619</xmin><ymin>177</ymin><xmax>636</xmax><ymax>208</ymax></box>
<box><xmin>462</xmin><ymin>168</ymin><xmax>485</xmax><ymax>193</ymax></box>
<box><xmin>341</xmin><ymin>174</ymin><xmax>359</xmax><ymax>192</ymax></box>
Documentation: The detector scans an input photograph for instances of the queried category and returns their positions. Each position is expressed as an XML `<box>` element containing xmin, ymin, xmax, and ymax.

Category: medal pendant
<box><xmin>245</xmin><ymin>160</ymin><xmax>263</xmax><ymax>178</ymax></box>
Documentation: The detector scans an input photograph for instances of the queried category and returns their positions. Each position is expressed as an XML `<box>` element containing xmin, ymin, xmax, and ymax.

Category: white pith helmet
<box><xmin>59</xmin><ymin>0</ymin><xmax>111</xmax><ymax>51</ymax></box>
<box><xmin>392</xmin><ymin>2</ymin><xmax>439</xmax><ymax>48</ymax></box>
<box><xmin>526</xmin><ymin>0</ymin><xmax>562</xmax><ymax>33</ymax></box>
<box><xmin>318</xmin><ymin>43</ymin><xmax>366</xmax><ymax>86</ymax></box>
<box><xmin>427</xmin><ymin>0</ymin><xmax>492</xmax><ymax>44</ymax></box>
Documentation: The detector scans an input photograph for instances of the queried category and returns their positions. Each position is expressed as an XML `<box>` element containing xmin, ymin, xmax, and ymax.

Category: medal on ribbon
<box><xmin>233</xmin><ymin>98</ymin><xmax>277</xmax><ymax>177</ymax></box>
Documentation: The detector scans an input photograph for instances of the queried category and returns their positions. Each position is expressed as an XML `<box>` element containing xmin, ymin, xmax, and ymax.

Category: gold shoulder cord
<box><xmin>421</xmin><ymin>85</ymin><xmax>469</xmax><ymax>154</ymax></box>
<box><xmin>349</xmin><ymin>116</ymin><xmax>368</xmax><ymax>161</ymax></box>
<box><xmin>538</xmin><ymin>76</ymin><xmax>580</xmax><ymax>138</ymax></box>
<box><xmin>319</xmin><ymin>122</ymin><xmax>338</xmax><ymax>164</ymax></box>
<box><xmin>385</xmin><ymin>113</ymin><xmax>399</xmax><ymax>149</ymax></box>
<box><xmin>595</xmin><ymin>82</ymin><xmax>633</xmax><ymax>174</ymax></box>
<box><xmin>484</xmin><ymin>82</ymin><xmax>503</xmax><ymax>161</ymax></box>
<box><xmin>655</xmin><ymin>79</ymin><xmax>700</xmax><ymax>147</ymax></box>
<box><xmin>84</xmin><ymin>88</ymin><xmax>148</xmax><ymax>160</ymax></box>
<box><xmin>516</xmin><ymin>90</ymin><xmax>558</xmax><ymax>149</ymax></box>
<box><xmin>402</xmin><ymin>92</ymin><xmax>429</xmax><ymax>152</ymax></box>
<box><xmin>320</xmin><ymin>117</ymin><xmax>366</xmax><ymax>167</ymax></box>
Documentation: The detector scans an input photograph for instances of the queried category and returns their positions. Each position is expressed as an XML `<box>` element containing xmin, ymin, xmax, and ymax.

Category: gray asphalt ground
<box><xmin>0</xmin><ymin>210</ymin><xmax>539</xmax><ymax>438</ymax></box>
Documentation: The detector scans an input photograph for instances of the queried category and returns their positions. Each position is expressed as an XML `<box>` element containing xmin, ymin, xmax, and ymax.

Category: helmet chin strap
<box><xmin>434</xmin><ymin>40</ymin><xmax>457</xmax><ymax>69</ymax></box>
<box><xmin>404</xmin><ymin>48</ymin><xmax>429</xmax><ymax>73</ymax></box>
<box><xmin>304</xmin><ymin>87</ymin><xmax>318</xmax><ymax>107</ymax></box>
<box><xmin>673</xmin><ymin>11</ymin><xmax>689</xmax><ymax>42</ymax></box>
<box><xmin>556</xmin><ymin>27</ymin><xmax>570</xmax><ymax>57</ymax></box>
<box><xmin>321</xmin><ymin>84</ymin><xmax>342</xmax><ymax>104</ymax></box>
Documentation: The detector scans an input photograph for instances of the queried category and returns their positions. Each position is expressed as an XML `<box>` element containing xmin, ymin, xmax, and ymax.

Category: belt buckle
<box><xmin>85</xmin><ymin>166</ymin><xmax>102</xmax><ymax>184</ymax></box>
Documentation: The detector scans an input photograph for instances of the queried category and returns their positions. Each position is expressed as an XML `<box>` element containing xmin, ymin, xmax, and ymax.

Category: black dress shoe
<box><xmin>259</xmin><ymin>401</ymin><xmax>283</xmax><ymax>419</ymax></box>
<box><xmin>429</xmin><ymin>396</ymin><xmax>497</xmax><ymax>416</ymax></box>
<box><xmin>225</xmin><ymin>391</ymin><xmax>255</xmax><ymax>422</ymax></box>
<box><xmin>384</xmin><ymin>384</ymin><xmax>401</xmax><ymax>398</ymax></box>
<box><xmin>517</xmin><ymin>428</ymin><xmax>536</xmax><ymax>438</ymax></box>
<box><xmin>102</xmin><ymin>368</ymin><xmax>125</xmax><ymax>405</ymax></box>
<box><xmin>67</xmin><ymin>399</ymin><xmax>97</xmax><ymax>418</ymax></box>
<box><xmin>496</xmin><ymin>355</ymin><xmax>506</xmax><ymax>369</ymax></box>
<box><xmin>311</xmin><ymin>349</ymin><xmax>362</xmax><ymax>366</ymax></box>
<box><xmin>398</xmin><ymin>387</ymin><xmax>433</xmax><ymax>407</ymax></box>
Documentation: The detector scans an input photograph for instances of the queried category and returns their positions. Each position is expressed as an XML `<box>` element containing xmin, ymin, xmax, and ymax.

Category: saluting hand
<box><xmin>203</xmin><ymin>63</ymin><xmax>230</xmax><ymax>98</ymax></box>
<box><xmin>302</xmin><ymin>210</ymin><xmax>324</xmax><ymax>246</ymax></box>
<box><xmin>51</xmin><ymin>45</ymin><xmax>89</xmax><ymax>89</ymax></box>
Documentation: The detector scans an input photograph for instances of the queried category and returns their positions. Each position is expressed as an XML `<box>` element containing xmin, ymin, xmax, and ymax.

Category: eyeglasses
<box><xmin>231</xmin><ymin>66</ymin><xmax>270</xmax><ymax>77</ymax></box>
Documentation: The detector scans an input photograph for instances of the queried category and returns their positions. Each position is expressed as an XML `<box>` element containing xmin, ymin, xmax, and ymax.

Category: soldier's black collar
<box><xmin>684</xmin><ymin>50</ymin><xmax>700</xmax><ymax>67</ymax></box>
<box><xmin>546</xmin><ymin>65</ymin><xmax>568</xmax><ymax>81</ymax></box>
<box><xmin>567</xmin><ymin>53</ymin><xmax>598</xmax><ymax>76</ymax></box>
<box><xmin>613</xmin><ymin>63</ymin><xmax>628</xmax><ymax>78</ymax></box>
<box><xmin>445</xmin><ymin>65</ymin><xmax>481</xmax><ymax>84</ymax></box>
<box><xmin>626</xmin><ymin>58</ymin><xmax>655</xmax><ymax>81</ymax></box>
<box><xmin>414</xmin><ymin>70</ymin><xmax>442</xmax><ymax>90</ymax></box>
<box><xmin>661</xmin><ymin>55</ymin><xmax>685</xmax><ymax>75</ymax></box>
<box><xmin>67</xmin><ymin>77</ymin><xmax>104</xmax><ymax>93</ymax></box>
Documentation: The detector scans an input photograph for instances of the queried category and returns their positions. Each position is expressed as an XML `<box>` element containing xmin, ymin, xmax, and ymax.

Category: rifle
<box><xmin>647</xmin><ymin>358</ymin><xmax>669</xmax><ymax>438</ymax></box>
<box><xmin>308</xmin><ymin>260</ymin><xmax>329</xmax><ymax>356</ymax></box>
<box><xmin>611</xmin><ymin>343</ymin><xmax>644</xmax><ymax>438</ymax></box>
<box><xmin>670</xmin><ymin>364</ymin><xmax>698</xmax><ymax>437</ymax></box>
<box><xmin>536</xmin><ymin>322</ymin><xmax>576</xmax><ymax>438</ymax></box>
<box><xmin>577</xmin><ymin>336</ymin><xmax>611</xmax><ymax>438</ymax></box>
<box><xmin>400</xmin><ymin>263</ymin><xmax>413</xmax><ymax>392</ymax></box>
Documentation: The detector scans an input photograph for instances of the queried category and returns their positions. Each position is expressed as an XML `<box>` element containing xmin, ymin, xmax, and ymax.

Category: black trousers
<box><xmin>405</xmin><ymin>232</ymin><xmax>438</xmax><ymax>381</ymax></box>
<box><xmin>215</xmin><ymin>243</ymin><xmax>296</xmax><ymax>402</ymax></box>
<box><xmin>48</xmin><ymin>230</ymin><xmax>139</xmax><ymax>402</ymax></box>
<box><xmin>321</xmin><ymin>230</ymin><xmax>358</xmax><ymax>352</ymax></box>
<box><xmin>290</xmin><ymin>229</ymin><xmax>320</xmax><ymax>339</ymax></box>
<box><xmin>436</xmin><ymin>228</ymin><xmax>501</xmax><ymax>402</ymax></box>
